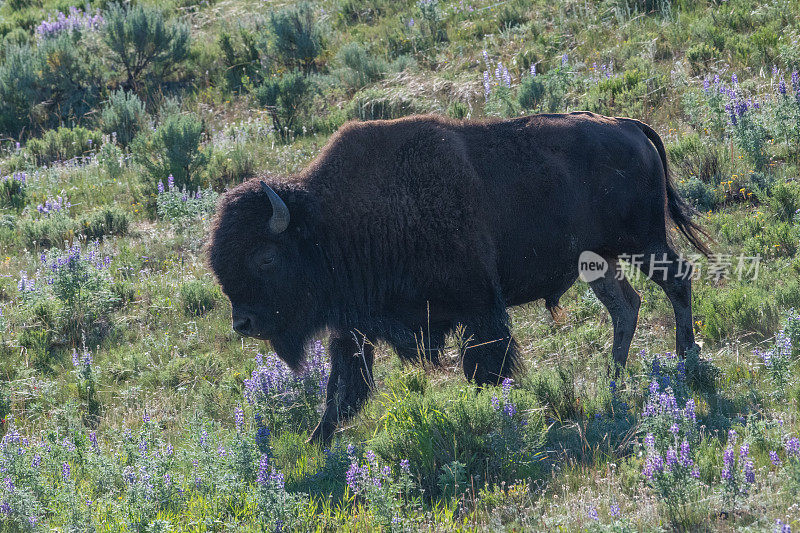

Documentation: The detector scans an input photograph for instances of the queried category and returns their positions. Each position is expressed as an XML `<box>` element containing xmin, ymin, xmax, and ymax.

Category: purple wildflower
<box><xmin>770</xmin><ymin>451</ymin><xmax>781</xmax><ymax>467</ymax></box>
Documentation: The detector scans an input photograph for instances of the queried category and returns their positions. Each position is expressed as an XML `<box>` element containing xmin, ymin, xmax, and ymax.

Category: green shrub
<box><xmin>413</xmin><ymin>0</ymin><xmax>447</xmax><ymax>47</ymax></box>
<box><xmin>517</xmin><ymin>66</ymin><xmax>571</xmax><ymax>113</ymax></box>
<box><xmin>218</xmin><ymin>25</ymin><xmax>266</xmax><ymax>93</ymax></box>
<box><xmin>583</xmin><ymin>68</ymin><xmax>654</xmax><ymax>117</ymax></box>
<box><xmin>80</xmin><ymin>206</ymin><xmax>130</xmax><ymax>240</ymax></box>
<box><xmin>372</xmin><ymin>378</ymin><xmax>545</xmax><ymax>500</ymax></box>
<box><xmin>18</xmin><ymin>242</ymin><xmax>118</xmax><ymax>349</ymax></box>
<box><xmin>255</xmin><ymin>71</ymin><xmax>313</xmax><ymax>141</ymax></box>
<box><xmin>496</xmin><ymin>5</ymin><xmax>526</xmax><ymax>31</ymax></box>
<box><xmin>100</xmin><ymin>90</ymin><xmax>148</xmax><ymax>148</ymax></box>
<box><xmin>102</xmin><ymin>3</ymin><xmax>190</xmax><ymax>90</ymax></box>
<box><xmin>667</xmin><ymin>134</ymin><xmax>728</xmax><ymax>185</ymax></box>
<box><xmin>0</xmin><ymin>44</ymin><xmax>39</xmax><ymax>138</ymax></box>
<box><xmin>25</xmin><ymin>126</ymin><xmax>102</xmax><ymax>166</ymax></box>
<box><xmin>205</xmin><ymin>144</ymin><xmax>256</xmax><ymax>190</ymax></box>
<box><xmin>268</xmin><ymin>2</ymin><xmax>324</xmax><ymax>73</ymax></box>
<box><xmin>180</xmin><ymin>279</ymin><xmax>221</xmax><ymax>316</ymax></box>
<box><xmin>0</xmin><ymin>35</ymin><xmax>101</xmax><ymax>138</ymax></box>
<box><xmin>20</xmin><ymin>216</ymin><xmax>76</xmax><ymax>249</ymax></box>
<box><xmin>678</xmin><ymin>177</ymin><xmax>720</xmax><ymax>212</ymax></box>
<box><xmin>345</xmin><ymin>87</ymin><xmax>422</xmax><ymax>121</ymax></box>
<box><xmin>486</xmin><ymin>85</ymin><xmax>518</xmax><ymax>117</ymax></box>
<box><xmin>0</xmin><ymin>173</ymin><xmax>27</xmax><ymax>210</ymax></box>
<box><xmin>96</xmin><ymin>141</ymin><xmax>125</xmax><ymax>179</ymax></box>
<box><xmin>336</xmin><ymin>42</ymin><xmax>388</xmax><ymax>92</ymax></box>
<box><xmin>132</xmin><ymin>112</ymin><xmax>208</xmax><ymax>191</ymax></box>
<box><xmin>768</xmin><ymin>181</ymin><xmax>800</xmax><ymax>222</ymax></box>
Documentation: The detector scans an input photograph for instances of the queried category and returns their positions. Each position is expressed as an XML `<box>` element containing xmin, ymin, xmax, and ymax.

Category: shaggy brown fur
<box><xmin>206</xmin><ymin>112</ymin><xmax>709</xmax><ymax>443</ymax></box>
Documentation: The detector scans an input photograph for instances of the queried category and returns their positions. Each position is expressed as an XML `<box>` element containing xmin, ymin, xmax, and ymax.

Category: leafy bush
<box><xmin>180</xmin><ymin>279</ymin><xmax>220</xmax><ymax>316</ymax></box>
<box><xmin>678</xmin><ymin>177</ymin><xmax>720</xmax><ymax>212</ymax></box>
<box><xmin>102</xmin><ymin>3</ymin><xmax>190</xmax><ymax>90</ymax></box>
<box><xmin>413</xmin><ymin>0</ymin><xmax>447</xmax><ymax>47</ymax></box>
<box><xmin>372</xmin><ymin>377</ymin><xmax>545</xmax><ymax>500</ymax></box>
<box><xmin>345</xmin><ymin>87</ymin><xmax>422</xmax><ymax>121</ymax></box>
<box><xmin>18</xmin><ymin>242</ymin><xmax>118</xmax><ymax>349</ymax></box>
<box><xmin>0</xmin><ymin>35</ymin><xmax>102</xmax><ymax>138</ymax></box>
<box><xmin>255</xmin><ymin>71</ymin><xmax>313</xmax><ymax>141</ymax></box>
<box><xmin>336</xmin><ymin>42</ymin><xmax>388</xmax><ymax>92</ymax></box>
<box><xmin>25</xmin><ymin>126</ymin><xmax>102</xmax><ymax>166</ymax></box>
<box><xmin>96</xmin><ymin>141</ymin><xmax>125</xmax><ymax>179</ymax></box>
<box><xmin>100</xmin><ymin>89</ymin><xmax>148</xmax><ymax>147</ymax></box>
<box><xmin>20</xmin><ymin>215</ymin><xmax>76</xmax><ymax>249</ymax></box>
<box><xmin>768</xmin><ymin>180</ymin><xmax>800</xmax><ymax>222</ymax></box>
<box><xmin>517</xmin><ymin>65</ymin><xmax>571</xmax><ymax>112</ymax></box>
<box><xmin>79</xmin><ymin>206</ymin><xmax>130</xmax><ymax>240</ymax></box>
<box><xmin>132</xmin><ymin>112</ymin><xmax>208</xmax><ymax>191</ymax></box>
<box><xmin>155</xmin><ymin>176</ymin><xmax>218</xmax><ymax>223</ymax></box>
<box><xmin>205</xmin><ymin>143</ymin><xmax>256</xmax><ymax>189</ymax></box>
<box><xmin>218</xmin><ymin>25</ymin><xmax>267</xmax><ymax>93</ymax></box>
<box><xmin>268</xmin><ymin>3</ymin><xmax>324</xmax><ymax>73</ymax></box>
<box><xmin>0</xmin><ymin>172</ymin><xmax>27</xmax><ymax>210</ymax></box>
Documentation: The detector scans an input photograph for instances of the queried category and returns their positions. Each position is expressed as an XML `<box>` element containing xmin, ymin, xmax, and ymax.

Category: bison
<box><xmin>206</xmin><ymin>112</ymin><xmax>709</xmax><ymax>443</ymax></box>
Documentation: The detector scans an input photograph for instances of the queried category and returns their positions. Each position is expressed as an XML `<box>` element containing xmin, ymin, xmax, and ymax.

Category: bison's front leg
<box><xmin>308</xmin><ymin>332</ymin><xmax>374</xmax><ymax>444</ymax></box>
<box><xmin>460</xmin><ymin>309</ymin><xmax>520</xmax><ymax>386</ymax></box>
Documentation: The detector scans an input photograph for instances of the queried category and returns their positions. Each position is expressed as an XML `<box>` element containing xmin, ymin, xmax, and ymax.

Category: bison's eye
<box><xmin>255</xmin><ymin>247</ymin><xmax>278</xmax><ymax>270</ymax></box>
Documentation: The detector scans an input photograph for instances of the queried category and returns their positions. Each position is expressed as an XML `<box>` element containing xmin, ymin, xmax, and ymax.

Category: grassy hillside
<box><xmin>0</xmin><ymin>0</ymin><xmax>799</xmax><ymax>530</ymax></box>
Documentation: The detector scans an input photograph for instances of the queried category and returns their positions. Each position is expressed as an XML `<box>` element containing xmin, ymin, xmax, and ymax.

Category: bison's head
<box><xmin>206</xmin><ymin>178</ymin><xmax>320</xmax><ymax>368</ymax></box>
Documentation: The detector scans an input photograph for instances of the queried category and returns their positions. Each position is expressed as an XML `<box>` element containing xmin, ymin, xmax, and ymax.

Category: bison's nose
<box><xmin>232</xmin><ymin>312</ymin><xmax>253</xmax><ymax>336</ymax></box>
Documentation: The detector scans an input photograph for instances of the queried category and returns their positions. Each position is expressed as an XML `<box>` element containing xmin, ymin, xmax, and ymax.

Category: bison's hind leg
<box><xmin>459</xmin><ymin>310</ymin><xmax>520</xmax><ymax>386</ymax></box>
<box><xmin>643</xmin><ymin>246</ymin><xmax>700</xmax><ymax>358</ymax></box>
<box><xmin>589</xmin><ymin>258</ymin><xmax>641</xmax><ymax>375</ymax></box>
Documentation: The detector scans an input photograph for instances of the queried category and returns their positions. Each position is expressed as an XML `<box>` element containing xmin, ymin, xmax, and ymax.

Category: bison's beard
<box><xmin>268</xmin><ymin>329</ymin><xmax>311</xmax><ymax>371</ymax></box>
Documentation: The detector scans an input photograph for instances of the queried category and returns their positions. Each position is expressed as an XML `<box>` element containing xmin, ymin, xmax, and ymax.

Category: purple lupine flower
<box><xmin>530</xmin><ymin>63</ymin><xmax>537</xmax><ymax>76</ymax></box>
<box><xmin>587</xmin><ymin>506</ymin><xmax>599</xmax><ymax>521</ymax></box>
<box><xmin>167</xmin><ymin>175</ymin><xmax>175</xmax><ymax>189</ymax></box>
<box><xmin>256</xmin><ymin>454</ymin><xmax>270</xmax><ymax>485</ymax></box>
<box><xmin>491</xmin><ymin>395</ymin><xmax>500</xmax><ymax>410</ymax></box>
<box><xmin>157</xmin><ymin>181</ymin><xmax>164</xmax><ymax>193</ymax></box>
<box><xmin>784</xmin><ymin>436</ymin><xmax>799</xmax><ymax>457</ymax></box>
<box><xmin>684</xmin><ymin>399</ymin><xmax>696</xmax><ymax>422</ymax></box>
<box><xmin>31</xmin><ymin>454</ymin><xmax>41</xmax><ymax>469</ymax></box>
<box><xmin>400</xmin><ymin>459</ymin><xmax>410</xmax><ymax>473</ymax></box>
<box><xmin>561</xmin><ymin>53</ymin><xmax>568</xmax><ymax>66</ymax></box>
<box><xmin>770</xmin><ymin>451</ymin><xmax>781</xmax><ymax>466</ymax></box>
<box><xmin>365</xmin><ymin>450</ymin><xmax>377</xmax><ymax>465</ymax></box>
<box><xmin>731</xmin><ymin>73</ymin><xmax>738</xmax><ymax>85</ymax></box>
<box><xmin>792</xmin><ymin>71</ymin><xmax>799</xmax><ymax>91</ymax></box>
<box><xmin>234</xmin><ymin>405</ymin><xmax>244</xmax><ymax>431</ymax></box>
<box><xmin>670</xmin><ymin>423</ymin><xmax>680</xmax><ymax>436</ymax></box>
<box><xmin>740</xmin><ymin>443</ymin><xmax>749</xmax><ymax>459</ymax></box>
<box><xmin>680</xmin><ymin>440</ymin><xmax>693</xmax><ymax>467</ymax></box>
<box><xmin>665</xmin><ymin>448</ymin><xmax>678</xmax><ymax>469</ymax></box>
<box><xmin>691</xmin><ymin>467</ymin><xmax>700</xmax><ymax>478</ymax></box>
<box><xmin>644</xmin><ymin>433</ymin><xmax>655</xmax><ymax>449</ymax></box>
<box><xmin>346</xmin><ymin>462</ymin><xmax>361</xmax><ymax>491</ymax></box>
<box><xmin>62</xmin><ymin>462</ymin><xmax>71</xmax><ymax>480</ymax></box>
<box><xmin>609</xmin><ymin>502</ymin><xmax>621</xmax><ymax>517</ymax></box>
<box><xmin>744</xmin><ymin>460</ymin><xmax>755</xmax><ymax>483</ymax></box>
<box><xmin>503</xmin><ymin>402</ymin><xmax>517</xmax><ymax>417</ymax></box>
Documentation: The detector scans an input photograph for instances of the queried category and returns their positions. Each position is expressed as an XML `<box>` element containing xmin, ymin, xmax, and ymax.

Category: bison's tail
<box><xmin>630</xmin><ymin>119</ymin><xmax>713</xmax><ymax>257</ymax></box>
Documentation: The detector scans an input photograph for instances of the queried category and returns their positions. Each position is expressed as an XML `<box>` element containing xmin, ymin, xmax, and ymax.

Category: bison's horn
<box><xmin>260</xmin><ymin>181</ymin><xmax>290</xmax><ymax>234</ymax></box>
